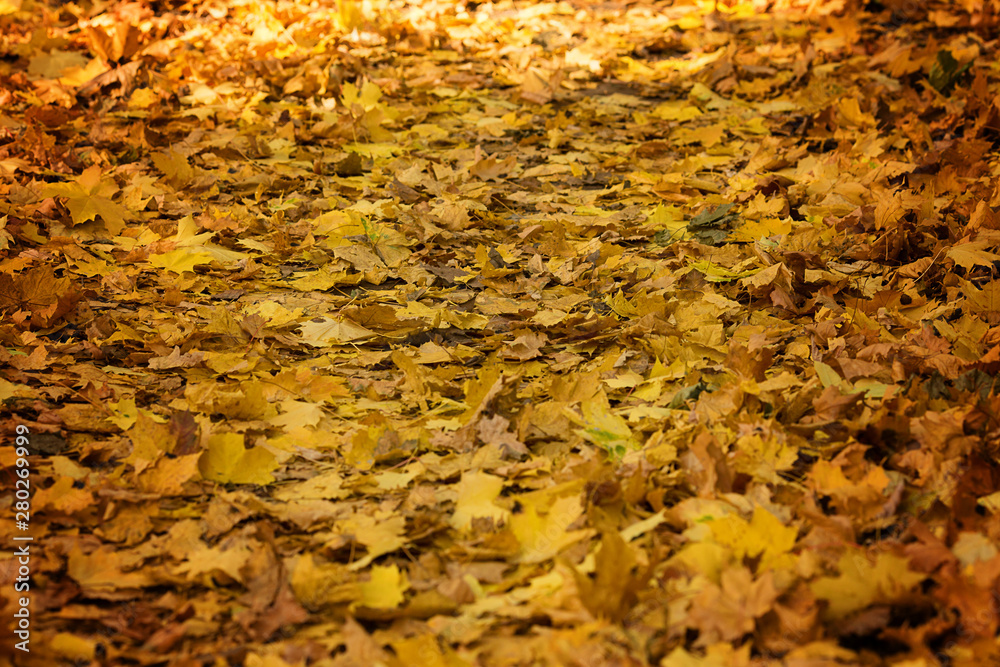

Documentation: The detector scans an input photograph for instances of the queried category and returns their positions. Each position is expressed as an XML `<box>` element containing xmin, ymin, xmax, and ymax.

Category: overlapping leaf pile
<box><xmin>2</xmin><ymin>0</ymin><xmax>1000</xmax><ymax>664</ymax></box>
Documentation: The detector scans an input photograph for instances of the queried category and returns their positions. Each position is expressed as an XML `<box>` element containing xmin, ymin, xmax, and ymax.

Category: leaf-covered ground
<box><xmin>2</xmin><ymin>0</ymin><xmax>1000</xmax><ymax>664</ymax></box>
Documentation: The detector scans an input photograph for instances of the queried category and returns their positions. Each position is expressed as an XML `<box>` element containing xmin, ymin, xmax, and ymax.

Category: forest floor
<box><xmin>2</xmin><ymin>0</ymin><xmax>1000</xmax><ymax>665</ymax></box>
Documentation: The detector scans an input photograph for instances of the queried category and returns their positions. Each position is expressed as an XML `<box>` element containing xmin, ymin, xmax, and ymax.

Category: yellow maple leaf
<box><xmin>566</xmin><ymin>394</ymin><xmax>641</xmax><ymax>458</ymax></box>
<box><xmin>41</xmin><ymin>165</ymin><xmax>130</xmax><ymax>235</ymax></box>
<box><xmin>604</xmin><ymin>290</ymin><xmax>639</xmax><ymax>318</ymax></box>
<box><xmin>667</xmin><ymin>541</ymin><xmax>731</xmax><ymax>583</ymax></box>
<box><xmin>27</xmin><ymin>49</ymin><xmax>87</xmax><ymax>79</ymax></box>
<box><xmin>450</xmin><ymin>471</ymin><xmax>510</xmax><ymax>531</ymax></box>
<box><xmin>573</xmin><ymin>530</ymin><xmax>649</xmax><ymax>620</ymax></box>
<box><xmin>243</xmin><ymin>301</ymin><xmax>303</xmax><ymax>328</ymax></box>
<box><xmin>67</xmin><ymin>545</ymin><xmax>153</xmax><ymax>594</ymax></box>
<box><xmin>291</xmin><ymin>554</ymin><xmax>358</xmax><ymax>610</ymax></box>
<box><xmin>50</xmin><ymin>633</ymin><xmax>95</xmax><ymax>663</ymax></box>
<box><xmin>199</xmin><ymin>432</ymin><xmax>278</xmax><ymax>485</ymax></box>
<box><xmin>148</xmin><ymin>216</ymin><xmax>248</xmax><ymax>274</ymax></box>
<box><xmin>510</xmin><ymin>494</ymin><xmax>592</xmax><ymax>564</ymax></box>
<box><xmin>106</xmin><ymin>395</ymin><xmax>137</xmax><ymax>431</ymax></box>
<box><xmin>948</xmin><ymin>240</ymin><xmax>1000</xmax><ymax>270</ymax></box>
<box><xmin>32</xmin><ymin>476</ymin><xmax>93</xmax><ymax>514</ymax></box>
<box><xmin>151</xmin><ymin>150</ymin><xmax>194</xmax><ymax>189</ymax></box>
<box><xmin>174</xmin><ymin>540</ymin><xmax>252</xmax><ymax>585</ymax></box>
<box><xmin>661</xmin><ymin>643</ymin><xmax>751</xmax><ymax>666</ymax></box>
<box><xmin>358</xmin><ymin>564</ymin><xmax>409</xmax><ymax>609</ymax></box>
<box><xmin>730</xmin><ymin>433</ymin><xmax>799</xmax><ymax>484</ymax></box>
<box><xmin>342</xmin><ymin>80</ymin><xmax>383</xmax><ymax>111</ymax></box>
<box><xmin>391</xmin><ymin>634</ymin><xmax>453</xmax><ymax>667</ymax></box>
<box><xmin>709</xmin><ymin>506</ymin><xmax>797</xmax><ymax>572</ymax></box>
<box><xmin>273</xmin><ymin>470</ymin><xmax>347</xmax><ymax>502</ymax></box>
<box><xmin>134</xmin><ymin>454</ymin><xmax>201</xmax><ymax>496</ymax></box>
<box><xmin>810</xmin><ymin>551</ymin><xmax>925</xmax><ymax>619</ymax></box>
<box><xmin>268</xmin><ymin>399</ymin><xmax>325</xmax><ymax>430</ymax></box>
<box><xmin>298</xmin><ymin>316</ymin><xmax>376</xmax><ymax>346</ymax></box>
<box><xmin>341</xmin><ymin>513</ymin><xmax>408</xmax><ymax>570</ymax></box>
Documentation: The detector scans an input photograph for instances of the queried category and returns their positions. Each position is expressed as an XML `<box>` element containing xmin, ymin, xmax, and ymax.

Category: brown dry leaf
<box><xmin>67</xmin><ymin>545</ymin><xmax>155</xmax><ymax>595</ymax></box>
<box><xmin>688</xmin><ymin>566</ymin><xmax>779</xmax><ymax>644</ymax></box>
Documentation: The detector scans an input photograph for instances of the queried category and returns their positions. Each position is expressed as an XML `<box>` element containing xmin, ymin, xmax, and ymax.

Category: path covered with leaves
<box><xmin>2</xmin><ymin>0</ymin><xmax>1000</xmax><ymax>664</ymax></box>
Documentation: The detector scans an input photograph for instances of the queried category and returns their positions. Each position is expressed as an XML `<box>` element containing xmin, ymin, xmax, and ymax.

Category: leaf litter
<box><xmin>2</xmin><ymin>0</ymin><xmax>1000</xmax><ymax>665</ymax></box>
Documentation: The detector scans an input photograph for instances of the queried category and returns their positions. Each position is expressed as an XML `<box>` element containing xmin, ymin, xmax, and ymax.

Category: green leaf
<box><xmin>929</xmin><ymin>49</ymin><xmax>971</xmax><ymax>94</ymax></box>
<box><xmin>687</xmin><ymin>203</ymin><xmax>738</xmax><ymax>245</ymax></box>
